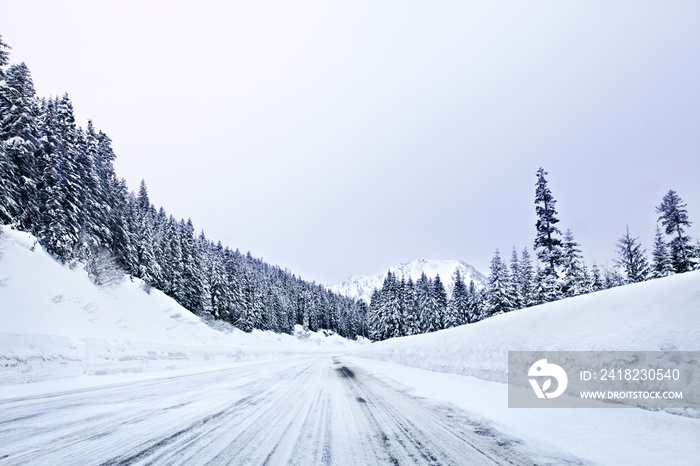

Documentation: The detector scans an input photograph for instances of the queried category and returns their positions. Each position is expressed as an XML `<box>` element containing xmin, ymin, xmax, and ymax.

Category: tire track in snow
<box><xmin>1</xmin><ymin>356</ymin><xmax>538</xmax><ymax>465</ymax></box>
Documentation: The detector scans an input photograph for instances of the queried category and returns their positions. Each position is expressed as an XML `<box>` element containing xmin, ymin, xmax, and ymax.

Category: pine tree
<box><xmin>446</xmin><ymin>270</ymin><xmax>469</xmax><ymax>327</ymax></box>
<box><xmin>0</xmin><ymin>63</ymin><xmax>41</xmax><ymax>229</ymax></box>
<box><xmin>0</xmin><ymin>37</ymin><xmax>12</xmax><ymax>222</ymax></box>
<box><xmin>508</xmin><ymin>247</ymin><xmax>524</xmax><ymax>310</ymax></box>
<box><xmin>465</xmin><ymin>280</ymin><xmax>481</xmax><ymax>323</ymax></box>
<box><xmin>367</xmin><ymin>288</ymin><xmax>383</xmax><ymax>341</ymax></box>
<box><xmin>603</xmin><ymin>264</ymin><xmax>625</xmax><ymax>289</ymax></box>
<box><xmin>416</xmin><ymin>272</ymin><xmax>433</xmax><ymax>332</ymax></box>
<box><xmin>590</xmin><ymin>262</ymin><xmax>604</xmax><ymax>292</ymax></box>
<box><xmin>380</xmin><ymin>271</ymin><xmax>403</xmax><ymax>339</ymax></box>
<box><xmin>208</xmin><ymin>241</ymin><xmax>231</xmax><ymax>320</ymax></box>
<box><xmin>656</xmin><ymin>190</ymin><xmax>694</xmax><ymax>273</ymax></box>
<box><xmin>427</xmin><ymin>274</ymin><xmax>447</xmax><ymax>332</ymax></box>
<box><xmin>132</xmin><ymin>180</ymin><xmax>161</xmax><ymax>286</ymax></box>
<box><xmin>0</xmin><ymin>146</ymin><xmax>15</xmax><ymax>222</ymax></box>
<box><xmin>223</xmin><ymin>247</ymin><xmax>245</xmax><ymax>322</ymax></box>
<box><xmin>519</xmin><ymin>248</ymin><xmax>536</xmax><ymax>307</ymax></box>
<box><xmin>237</xmin><ymin>270</ymin><xmax>261</xmax><ymax>332</ymax></box>
<box><xmin>74</xmin><ymin>121</ymin><xmax>101</xmax><ymax>257</ymax></box>
<box><xmin>614</xmin><ymin>226</ymin><xmax>649</xmax><ymax>283</ymax></box>
<box><xmin>110</xmin><ymin>179</ymin><xmax>137</xmax><ymax>273</ymax></box>
<box><xmin>0</xmin><ymin>36</ymin><xmax>10</xmax><ymax>80</ymax></box>
<box><xmin>486</xmin><ymin>249</ymin><xmax>513</xmax><ymax>316</ymax></box>
<box><xmin>534</xmin><ymin>168</ymin><xmax>563</xmax><ymax>276</ymax></box>
<box><xmin>178</xmin><ymin>219</ymin><xmax>202</xmax><ymax>311</ymax></box>
<box><xmin>534</xmin><ymin>265</ymin><xmax>560</xmax><ymax>304</ymax></box>
<box><xmin>37</xmin><ymin>95</ymin><xmax>83</xmax><ymax>260</ymax></box>
<box><xmin>651</xmin><ymin>226</ymin><xmax>673</xmax><ymax>278</ymax></box>
<box><xmin>401</xmin><ymin>277</ymin><xmax>421</xmax><ymax>336</ymax></box>
<box><xmin>560</xmin><ymin>229</ymin><xmax>586</xmax><ymax>297</ymax></box>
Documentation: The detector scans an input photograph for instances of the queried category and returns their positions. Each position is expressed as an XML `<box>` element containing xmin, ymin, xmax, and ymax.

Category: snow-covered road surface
<box><xmin>0</xmin><ymin>356</ymin><xmax>534</xmax><ymax>465</ymax></box>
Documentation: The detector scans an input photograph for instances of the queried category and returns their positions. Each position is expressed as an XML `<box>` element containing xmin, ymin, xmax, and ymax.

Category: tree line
<box><xmin>366</xmin><ymin>168</ymin><xmax>698</xmax><ymax>340</ymax></box>
<box><xmin>0</xmin><ymin>37</ymin><xmax>368</xmax><ymax>339</ymax></box>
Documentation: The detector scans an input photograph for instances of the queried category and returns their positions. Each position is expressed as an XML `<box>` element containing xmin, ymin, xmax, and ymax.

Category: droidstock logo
<box><xmin>528</xmin><ymin>359</ymin><xmax>568</xmax><ymax>399</ymax></box>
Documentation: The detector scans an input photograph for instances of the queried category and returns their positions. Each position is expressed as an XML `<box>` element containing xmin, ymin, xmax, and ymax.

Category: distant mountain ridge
<box><xmin>329</xmin><ymin>259</ymin><xmax>487</xmax><ymax>304</ymax></box>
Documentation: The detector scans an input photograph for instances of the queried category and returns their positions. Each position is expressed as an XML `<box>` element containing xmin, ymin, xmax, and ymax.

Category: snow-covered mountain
<box><xmin>329</xmin><ymin>259</ymin><xmax>487</xmax><ymax>303</ymax></box>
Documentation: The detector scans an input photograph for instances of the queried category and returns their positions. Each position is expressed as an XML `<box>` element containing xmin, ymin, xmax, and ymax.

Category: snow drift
<box><xmin>0</xmin><ymin>226</ymin><xmax>358</xmax><ymax>383</ymax></box>
<box><xmin>354</xmin><ymin>270</ymin><xmax>700</xmax><ymax>383</ymax></box>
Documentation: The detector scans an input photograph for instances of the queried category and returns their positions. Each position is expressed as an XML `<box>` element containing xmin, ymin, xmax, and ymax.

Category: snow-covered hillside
<box><xmin>349</xmin><ymin>270</ymin><xmax>700</xmax><ymax>466</ymax></box>
<box><xmin>330</xmin><ymin>258</ymin><xmax>486</xmax><ymax>303</ymax></box>
<box><xmin>0</xmin><ymin>227</ymin><xmax>359</xmax><ymax>383</ymax></box>
<box><xmin>354</xmin><ymin>269</ymin><xmax>700</xmax><ymax>381</ymax></box>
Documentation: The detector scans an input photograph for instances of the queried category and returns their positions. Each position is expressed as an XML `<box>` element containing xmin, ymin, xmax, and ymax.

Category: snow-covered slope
<box><xmin>349</xmin><ymin>263</ymin><xmax>700</xmax><ymax>466</ymax></box>
<box><xmin>0</xmin><ymin>226</ymin><xmax>359</xmax><ymax>383</ymax></box>
<box><xmin>329</xmin><ymin>258</ymin><xmax>486</xmax><ymax>303</ymax></box>
<box><xmin>354</xmin><ymin>269</ymin><xmax>700</xmax><ymax>382</ymax></box>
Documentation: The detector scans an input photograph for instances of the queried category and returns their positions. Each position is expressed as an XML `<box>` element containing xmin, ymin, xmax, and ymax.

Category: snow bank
<box><xmin>349</xmin><ymin>281</ymin><xmax>700</xmax><ymax>464</ymax></box>
<box><xmin>354</xmin><ymin>271</ymin><xmax>700</xmax><ymax>383</ymax></box>
<box><xmin>348</xmin><ymin>357</ymin><xmax>700</xmax><ymax>466</ymax></box>
<box><xmin>0</xmin><ymin>226</ymin><xmax>359</xmax><ymax>383</ymax></box>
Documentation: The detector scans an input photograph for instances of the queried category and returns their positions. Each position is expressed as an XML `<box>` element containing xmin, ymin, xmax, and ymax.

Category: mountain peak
<box><xmin>329</xmin><ymin>259</ymin><xmax>487</xmax><ymax>303</ymax></box>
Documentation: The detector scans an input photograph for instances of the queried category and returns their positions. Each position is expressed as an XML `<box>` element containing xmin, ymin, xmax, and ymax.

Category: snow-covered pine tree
<box><xmin>194</xmin><ymin>232</ymin><xmax>214</xmax><ymax>315</ymax></box>
<box><xmin>589</xmin><ymin>262</ymin><xmax>604</xmax><ymax>292</ymax></box>
<box><xmin>0</xmin><ymin>146</ymin><xmax>15</xmax><ymax>222</ymax></box>
<box><xmin>614</xmin><ymin>226</ymin><xmax>650</xmax><ymax>283</ymax></box>
<box><xmin>108</xmin><ymin>178</ymin><xmax>131</xmax><ymax>269</ymax></box>
<box><xmin>0</xmin><ymin>37</ymin><xmax>12</xmax><ymax>222</ymax></box>
<box><xmin>534</xmin><ymin>264</ymin><xmax>560</xmax><ymax>304</ymax></box>
<box><xmin>0</xmin><ymin>36</ymin><xmax>10</xmax><ymax>80</ymax></box>
<box><xmin>73</xmin><ymin>121</ymin><xmax>102</xmax><ymax>259</ymax></box>
<box><xmin>534</xmin><ymin>168</ymin><xmax>563</xmax><ymax>277</ymax></box>
<box><xmin>37</xmin><ymin>95</ymin><xmax>83</xmax><ymax>260</ymax></box>
<box><xmin>465</xmin><ymin>280</ymin><xmax>481</xmax><ymax>323</ymax></box>
<box><xmin>352</xmin><ymin>300</ymin><xmax>368</xmax><ymax>339</ymax></box>
<box><xmin>603</xmin><ymin>264</ymin><xmax>625</xmax><ymax>289</ymax></box>
<box><xmin>262</xmin><ymin>286</ymin><xmax>282</xmax><ymax>332</ymax></box>
<box><xmin>237</xmin><ymin>270</ymin><xmax>261</xmax><ymax>332</ymax></box>
<box><xmin>208</xmin><ymin>241</ymin><xmax>231</xmax><ymax>320</ymax></box>
<box><xmin>177</xmin><ymin>219</ymin><xmax>203</xmax><ymax>311</ymax></box>
<box><xmin>519</xmin><ymin>248</ymin><xmax>536</xmax><ymax>307</ymax></box>
<box><xmin>486</xmin><ymin>249</ymin><xmax>513</xmax><ymax>316</ymax></box>
<box><xmin>692</xmin><ymin>239</ymin><xmax>700</xmax><ymax>271</ymax></box>
<box><xmin>426</xmin><ymin>274</ymin><xmax>447</xmax><ymax>332</ymax></box>
<box><xmin>560</xmin><ymin>229</ymin><xmax>586</xmax><ymax>297</ymax></box>
<box><xmin>650</xmin><ymin>226</ymin><xmax>673</xmax><ymax>278</ymax></box>
<box><xmin>367</xmin><ymin>288</ymin><xmax>383</xmax><ymax>341</ymax></box>
<box><xmin>74</xmin><ymin>121</ymin><xmax>115</xmax><ymax>255</ymax></box>
<box><xmin>416</xmin><ymin>272</ymin><xmax>433</xmax><ymax>333</ymax></box>
<box><xmin>133</xmin><ymin>180</ymin><xmax>161</xmax><ymax>287</ymax></box>
<box><xmin>508</xmin><ymin>247</ymin><xmax>524</xmax><ymax>310</ymax></box>
<box><xmin>401</xmin><ymin>277</ymin><xmax>421</xmax><ymax>336</ymax></box>
<box><xmin>656</xmin><ymin>190</ymin><xmax>694</xmax><ymax>273</ymax></box>
<box><xmin>223</xmin><ymin>247</ymin><xmax>245</xmax><ymax>322</ymax></box>
<box><xmin>0</xmin><ymin>62</ymin><xmax>41</xmax><ymax>229</ymax></box>
<box><xmin>93</xmin><ymin>128</ymin><xmax>118</xmax><ymax>244</ymax></box>
<box><xmin>446</xmin><ymin>270</ymin><xmax>469</xmax><ymax>327</ymax></box>
<box><xmin>314</xmin><ymin>285</ymin><xmax>330</xmax><ymax>331</ymax></box>
<box><xmin>580</xmin><ymin>263</ymin><xmax>593</xmax><ymax>295</ymax></box>
<box><xmin>378</xmin><ymin>271</ymin><xmax>403</xmax><ymax>339</ymax></box>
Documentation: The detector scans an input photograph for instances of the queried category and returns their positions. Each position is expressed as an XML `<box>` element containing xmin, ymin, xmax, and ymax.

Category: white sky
<box><xmin>2</xmin><ymin>1</ymin><xmax>699</xmax><ymax>284</ymax></box>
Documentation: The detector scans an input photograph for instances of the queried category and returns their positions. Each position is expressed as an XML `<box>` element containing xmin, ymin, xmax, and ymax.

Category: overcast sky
<box><xmin>2</xmin><ymin>1</ymin><xmax>699</xmax><ymax>285</ymax></box>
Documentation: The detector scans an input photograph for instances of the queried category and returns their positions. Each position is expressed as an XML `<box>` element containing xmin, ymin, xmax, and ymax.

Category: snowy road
<box><xmin>0</xmin><ymin>356</ymin><xmax>532</xmax><ymax>465</ymax></box>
